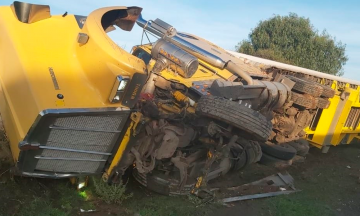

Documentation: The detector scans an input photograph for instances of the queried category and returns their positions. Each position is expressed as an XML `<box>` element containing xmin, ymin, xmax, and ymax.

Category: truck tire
<box><xmin>133</xmin><ymin>169</ymin><xmax>195</xmax><ymax>196</ymax></box>
<box><xmin>231</xmin><ymin>139</ymin><xmax>262</xmax><ymax>171</ymax></box>
<box><xmin>196</xmin><ymin>96</ymin><xmax>272</xmax><ymax>141</ymax></box>
<box><xmin>231</xmin><ymin>148</ymin><xmax>247</xmax><ymax>171</ymax></box>
<box><xmin>291</xmin><ymin>92</ymin><xmax>317</xmax><ymax>109</ymax></box>
<box><xmin>317</xmin><ymin>97</ymin><xmax>330</xmax><ymax>109</ymax></box>
<box><xmin>288</xmin><ymin>139</ymin><xmax>310</xmax><ymax>156</ymax></box>
<box><xmin>259</xmin><ymin>142</ymin><xmax>297</xmax><ymax>160</ymax></box>
<box><xmin>286</xmin><ymin>75</ymin><xmax>323</xmax><ymax>97</ymax></box>
<box><xmin>259</xmin><ymin>152</ymin><xmax>291</xmax><ymax>165</ymax></box>
<box><xmin>252</xmin><ymin>140</ymin><xmax>263</xmax><ymax>162</ymax></box>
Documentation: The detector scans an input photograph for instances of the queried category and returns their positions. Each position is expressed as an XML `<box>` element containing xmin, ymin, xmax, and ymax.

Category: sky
<box><xmin>3</xmin><ymin>0</ymin><xmax>360</xmax><ymax>79</ymax></box>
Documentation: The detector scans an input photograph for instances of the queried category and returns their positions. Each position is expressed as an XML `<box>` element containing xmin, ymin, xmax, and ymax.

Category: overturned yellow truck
<box><xmin>0</xmin><ymin>1</ymin><xmax>359</xmax><ymax>195</ymax></box>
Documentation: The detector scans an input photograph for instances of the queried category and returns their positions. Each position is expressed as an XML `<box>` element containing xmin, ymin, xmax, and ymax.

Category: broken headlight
<box><xmin>109</xmin><ymin>75</ymin><xmax>130</xmax><ymax>103</ymax></box>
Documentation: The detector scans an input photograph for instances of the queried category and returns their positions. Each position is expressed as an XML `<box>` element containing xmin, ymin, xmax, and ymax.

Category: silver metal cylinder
<box><xmin>151</xmin><ymin>39</ymin><xmax>199</xmax><ymax>78</ymax></box>
<box><xmin>136</xmin><ymin>15</ymin><xmax>254</xmax><ymax>84</ymax></box>
<box><xmin>137</xmin><ymin>15</ymin><xmax>226</xmax><ymax>69</ymax></box>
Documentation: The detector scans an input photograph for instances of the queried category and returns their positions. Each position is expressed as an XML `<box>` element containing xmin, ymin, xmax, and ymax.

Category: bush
<box><xmin>92</xmin><ymin>177</ymin><xmax>133</xmax><ymax>204</ymax></box>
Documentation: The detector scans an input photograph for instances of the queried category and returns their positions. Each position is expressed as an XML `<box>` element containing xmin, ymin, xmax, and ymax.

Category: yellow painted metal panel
<box><xmin>0</xmin><ymin>5</ymin><xmax>146</xmax><ymax>161</ymax></box>
<box><xmin>307</xmin><ymin>96</ymin><xmax>340</xmax><ymax>145</ymax></box>
<box><xmin>330</xmin><ymin>89</ymin><xmax>357</xmax><ymax>145</ymax></box>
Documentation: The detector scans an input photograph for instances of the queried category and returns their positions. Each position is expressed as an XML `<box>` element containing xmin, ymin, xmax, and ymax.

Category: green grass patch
<box><xmin>125</xmin><ymin>194</ymin><xmax>218</xmax><ymax>216</ymax></box>
<box><xmin>55</xmin><ymin>182</ymin><xmax>96</xmax><ymax>212</ymax></box>
<box><xmin>266</xmin><ymin>190</ymin><xmax>335</xmax><ymax>216</ymax></box>
<box><xmin>92</xmin><ymin>177</ymin><xmax>133</xmax><ymax>204</ymax></box>
<box><xmin>16</xmin><ymin>198</ymin><xmax>67</xmax><ymax>216</ymax></box>
<box><xmin>0</xmin><ymin>179</ymin><xmax>97</xmax><ymax>216</ymax></box>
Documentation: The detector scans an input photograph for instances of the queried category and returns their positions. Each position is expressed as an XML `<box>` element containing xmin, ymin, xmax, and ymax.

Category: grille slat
<box><xmin>39</xmin><ymin>146</ymin><xmax>111</xmax><ymax>155</ymax></box>
<box><xmin>38</xmin><ymin>149</ymin><xmax>107</xmax><ymax>160</ymax></box>
<box><xmin>36</xmin><ymin>160</ymin><xmax>102</xmax><ymax>173</ymax></box>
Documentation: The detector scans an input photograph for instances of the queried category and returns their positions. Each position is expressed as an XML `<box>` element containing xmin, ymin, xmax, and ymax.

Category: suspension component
<box><xmin>173</xmin><ymin>90</ymin><xmax>195</xmax><ymax>106</ymax></box>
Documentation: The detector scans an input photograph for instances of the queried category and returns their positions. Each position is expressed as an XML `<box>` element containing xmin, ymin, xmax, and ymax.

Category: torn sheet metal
<box><xmin>220</xmin><ymin>172</ymin><xmax>298</xmax><ymax>203</ymax></box>
<box><xmin>222</xmin><ymin>190</ymin><xmax>298</xmax><ymax>203</ymax></box>
<box><xmin>227</xmin><ymin>171</ymin><xmax>295</xmax><ymax>191</ymax></box>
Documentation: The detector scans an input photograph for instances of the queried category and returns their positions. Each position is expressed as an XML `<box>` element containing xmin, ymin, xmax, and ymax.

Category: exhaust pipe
<box><xmin>225</xmin><ymin>61</ymin><xmax>254</xmax><ymax>85</ymax></box>
<box><xmin>136</xmin><ymin>15</ymin><xmax>254</xmax><ymax>85</ymax></box>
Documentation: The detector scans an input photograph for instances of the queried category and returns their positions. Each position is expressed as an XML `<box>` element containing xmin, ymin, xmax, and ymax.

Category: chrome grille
<box><xmin>36</xmin><ymin>160</ymin><xmax>102</xmax><ymax>173</ymax></box>
<box><xmin>46</xmin><ymin>130</ymin><xmax>116</xmax><ymax>152</ymax></box>
<box><xmin>34</xmin><ymin>114</ymin><xmax>126</xmax><ymax>173</ymax></box>
<box><xmin>53</xmin><ymin>116</ymin><xmax>122</xmax><ymax>131</ymax></box>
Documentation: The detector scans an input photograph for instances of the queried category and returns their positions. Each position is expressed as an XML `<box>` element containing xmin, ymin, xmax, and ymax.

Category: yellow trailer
<box><xmin>228</xmin><ymin>52</ymin><xmax>360</xmax><ymax>153</ymax></box>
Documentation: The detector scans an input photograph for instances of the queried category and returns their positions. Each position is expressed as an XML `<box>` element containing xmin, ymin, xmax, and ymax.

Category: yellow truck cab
<box><xmin>2</xmin><ymin>1</ymin><xmax>359</xmax><ymax>196</ymax></box>
<box><xmin>0</xmin><ymin>2</ymin><xmax>147</xmax><ymax>179</ymax></box>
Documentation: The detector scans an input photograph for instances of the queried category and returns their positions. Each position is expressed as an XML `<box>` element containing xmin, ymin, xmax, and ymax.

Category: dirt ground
<box><xmin>1</xmin><ymin>139</ymin><xmax>360</xmax><ymax>216</ymax></box>
<box><xmin>209</xmin><ymin>143</ymin><xmax>360</xmax><ymax>216</ymax></box>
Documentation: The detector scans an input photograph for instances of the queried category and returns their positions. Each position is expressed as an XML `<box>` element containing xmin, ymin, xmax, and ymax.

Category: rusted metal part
<box><xmin>211</xmin><ymin>171</ymin><xmax>298</xmax><ymax>203</ymax></box>
<box><xmin>188</xmin><ymin>151</ymin><xmax>206</xmax><ymax>163</ymax></box>
<box><xmin>290</xmin><ymin>110</ymin><xmax>312</xmax><ymax>138</ymax></box>
<box><xmin>192</xmin><ymin>136</ymin><xmax>237</xmax><ymax>194</ymax></box>
<box><xmin>171</xmin><ymin>155</ymin><xmax>190</xmax><ymax>190</ymax></box>
<box><xmin>177</xmin><ymin>127</ymin><xmax>196</xmax><ymax>147</ymax></box>
<box><xmin>286</xmin><ymin>107</ymin><xmax>298</xmax><ymax>116</ymax></box>
<box><xmin>207</xmin><ymin>121</ymin><xmax>222</xmax><ymax>137</ymax></box>
<box><xmin>229</xmin><ymin>171</ymin><xmax>295</xmax><ymax>190</ymax></box>
<box><xmin>155</xmin><ymin>130</ymin><xmax>179</xmax><ymax>160</ymax></box>
<box><xmin>131</xmin><ymin>147</ymin><xmax>155</xmax><ymax>174</ymax></box>
<box><xmin>272</xmin><ymin>114</ymin><xmax>296</xmax><ymax>136</ymax></box>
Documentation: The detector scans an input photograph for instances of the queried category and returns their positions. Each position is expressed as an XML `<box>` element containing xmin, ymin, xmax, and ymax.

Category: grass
<box><xmin>0</xmin><ymin>177</ymin><xmax>96</xmax><ymax>216</ymax></box>
<box><xmin>0</xmin><ymin>171</ymin><xmax>213</xmax><ymax>216</ymax></box>
<box><xmin>265</xmin><ymin>179</ymin><xmax>336</xmax><ymax>216</ymax></box>
<box><xmin>125</xmin><ymin>195</ymin><xmax>215</xmax><ymax>216</ymax></box>
<box><xmin>262</xmin><ymin>145</ymin><xmax>360</xmax><ymax>216</ymax></box>
<box><xmin>92</xmin><ymin>177</ymin><xmax>133</xmax><ymax>204</ymax></box>
<box><xmin>17</xmin><ymin>198</ymin><xmax>67</xmax><ymax>216</ymax></box>
<box><xmin>266</xmin><ymin>193</ymin><xmax>335</xmax><ymax>216</ymax></box>
<box><xmin>55</xmin><ymin>182</ymin><xmax>96</xmax><ymax>212</ymax></box>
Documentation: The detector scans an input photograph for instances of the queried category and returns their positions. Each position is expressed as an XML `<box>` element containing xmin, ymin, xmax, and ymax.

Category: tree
<box><xmin>236</xmin><ymin>13</ymin><xmax>348</xmax><ymax>76</ymax></box>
